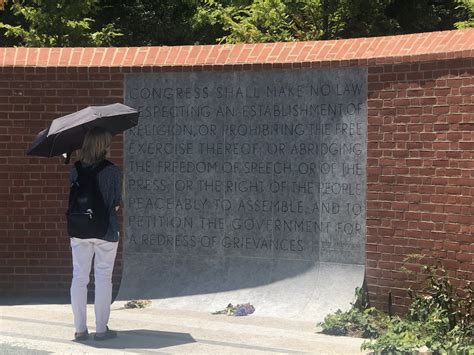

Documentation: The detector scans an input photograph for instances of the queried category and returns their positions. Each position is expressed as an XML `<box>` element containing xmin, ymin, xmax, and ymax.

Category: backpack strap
<box><xmin>67</xmin><ymin>161</ymin><xmax>83</xmax><ymax>214</ymax></box>
<box><xmin>74</xmin><ymin>161</ymin><xmax>83</xmax><ymax>176</ymax></box>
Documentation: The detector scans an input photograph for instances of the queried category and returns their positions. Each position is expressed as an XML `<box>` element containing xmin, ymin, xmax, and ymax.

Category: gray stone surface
<box><xmin>0</xmin><ymin>303</ymin><xmax>369</xmax><ymax>354</ymax></box>
<box><xmin>120</xmin><ymin>68</ymin><xmax>367</xmax><ymax>321</ymax></box>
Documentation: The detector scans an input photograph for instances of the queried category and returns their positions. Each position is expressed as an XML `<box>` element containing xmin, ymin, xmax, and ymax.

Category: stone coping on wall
<box><xmin>0</xmin><ymin>29</ymin><xmax>473</xmax><ymax>68</ymax></box>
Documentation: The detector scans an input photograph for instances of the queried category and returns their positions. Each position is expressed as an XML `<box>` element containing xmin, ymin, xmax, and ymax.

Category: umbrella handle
<box><xmin>64</xmin><ymin>152</ymin><xmax>72</xmax><ymax>164</ymax></box>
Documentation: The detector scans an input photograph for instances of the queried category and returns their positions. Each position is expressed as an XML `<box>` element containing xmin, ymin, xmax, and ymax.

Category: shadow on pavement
<box><xmin>77</xmin><ymin>329</ymin><xmax>196</xmax><ymax>350</ymax></box>
<box><xmin>0</xmin><ymin>296</ymin><xmax>70</xmax><ymax>306</ymax></box>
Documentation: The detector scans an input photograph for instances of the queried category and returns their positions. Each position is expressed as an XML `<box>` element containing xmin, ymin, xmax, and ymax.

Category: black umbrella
<box><xmin>26</xmin><ymin>103</ymin><xmax>139</xmax><ymax>160</ymax></box>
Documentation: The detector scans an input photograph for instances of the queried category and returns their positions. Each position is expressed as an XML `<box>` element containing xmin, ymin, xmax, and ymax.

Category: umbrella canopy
<box><xmin>26</xmin><ymin>103</ymin><xmax>139</xmax><ymax>158</ymax></box>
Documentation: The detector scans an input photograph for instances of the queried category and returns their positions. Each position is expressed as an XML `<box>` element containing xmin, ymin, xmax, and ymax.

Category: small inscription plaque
<box><xmin>124</xmin><ymin>68</ymin><xmax>367</xmax><ymax>264</ymax></box>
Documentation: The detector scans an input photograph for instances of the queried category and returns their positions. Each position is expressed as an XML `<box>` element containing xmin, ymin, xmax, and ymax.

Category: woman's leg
<box><xmin>93</xmin><ymin>239</ymin><xmax>118</xmax><ymax>333</ymax></box>
<box><xmin>70</xmin><ymin>237</ymin><xmax>94</xmax><ymax>334</ymax></box>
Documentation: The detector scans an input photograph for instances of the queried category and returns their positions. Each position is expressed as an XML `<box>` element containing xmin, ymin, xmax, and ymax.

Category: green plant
<box><xmin>361</xmin><ymin>317</ymin><xmax>424</xmax><ymax>353</ymax></box>
<box><xmin>362</xmin><ymin>258</ymin><xmax>474</xmax><ymax>353</ymax></box>
<box><xmin>320</xmin><ymin>307</ymin><xmax>389</xmax><ymax>338</ymax></box>
<box><xmin>320</xmin><ymin>258</ymin><xmax>474</xmax><ymax>353</ymax></box>
<box><xmin>455</xmin><ymin>0</ymin><xmax>474</xmax><ymax>28</ymax></box>
<box><xmin>319</xmin><ymin>287</ymin><xmax>389</xmax><ymax>338</ymax></box>
<box><xmin>0</xmin><ymin>0</ymin><xmax>122</xmax><ymax>47</ymax></box>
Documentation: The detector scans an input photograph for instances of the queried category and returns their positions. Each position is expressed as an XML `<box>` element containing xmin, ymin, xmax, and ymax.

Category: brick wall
<box><xmin>0</xmin><ymin>29</ymin><xmax>473</xmax><ymax>313</ymax></box>
<box><xmin>0</xmin><ymin>67</ymin><xmax>125</xmax><ymax>298</ymax></box>
<box><xmin>366</xmin><ymin>57</ymin><xmax>473</xmax><ymax>312</ymax></box>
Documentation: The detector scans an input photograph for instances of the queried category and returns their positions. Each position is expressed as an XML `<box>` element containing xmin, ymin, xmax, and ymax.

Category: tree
<box><xmin>0</xmin><ymin>0</ymin><xmax>122</xmax><ymax>47</ymax></box>
<box><xmin>193</xmin><ymin>0</ymin><xmax>294</xmax><ymax>43</ymax></box>
<box><xmin>0</xmin><ymin>0</ymin><xmax>25</xmax><ymax>46</ymax></box>
<box><xmin>192</xmin><ymin>0</ymin><xmax>249</xmax><ymax>44</ymax></box>
<box><xmin>95</xmin><ymin>0</ymin><xmax>198</xmax><ymax>46</ymax></box>
<box><xmin>454</xmin><ymin>0</ymin><xmax>474</xmax><ymax>28</ymax></box>
<box><xmin>0</xmin><ymin>0</ymin><xmax>472</xmax><ymax>47</ymax></box>
<box><xmin>385</xmin><ymin>0</ymin><xmax>473</xmax><ymax>34</ymax></box>
<box><xmin>195</xmin><ymin>0</ymin><xmax>473</xmax><ymax>44</ymax></box>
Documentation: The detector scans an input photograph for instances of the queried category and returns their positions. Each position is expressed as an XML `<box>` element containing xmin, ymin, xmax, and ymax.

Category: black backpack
<box><xmin>66</xmin><ymin>160</ymin><xmax>112</xmax><ymax>239</ymax></box>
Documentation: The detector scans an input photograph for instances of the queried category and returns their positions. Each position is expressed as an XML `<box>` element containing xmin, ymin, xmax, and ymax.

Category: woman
<box><xmin>69</xmin><ymin>127</ymin><xmax>122</xmax><ymax>341</ymax></box>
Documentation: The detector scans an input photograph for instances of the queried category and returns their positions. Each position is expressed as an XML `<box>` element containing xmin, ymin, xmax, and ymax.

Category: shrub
<box><xmin>319</xmin><ymin>287</ymin><xmax>389</xmax><ymax>338</ymax></box>
<box><xmin>362</xmin><ymin>257</ymin><xmax>474</xmax><ymax>353</ymax></box>
<box><xmin>320</xmin><ymin>306</ymin><xmax>389</xmax><ymax>338</ymax></box>
<box><xmin>319</xmin><ymin>258</ymin><xmax>474</xmax><ymax>353</ymax></box>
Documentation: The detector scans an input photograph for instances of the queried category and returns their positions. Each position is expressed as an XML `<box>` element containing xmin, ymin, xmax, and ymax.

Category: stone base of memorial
<box><xmin>119</xmin><ymin>256</ymin><xmax>364</xmax><ymax>321</ymax></box>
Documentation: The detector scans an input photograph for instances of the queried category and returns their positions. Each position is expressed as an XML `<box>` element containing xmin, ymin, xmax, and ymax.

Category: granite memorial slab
<box><xmin>118</xmin><ymin>68</ymin><xmax>367</xmax><ymax>321</ymax></box>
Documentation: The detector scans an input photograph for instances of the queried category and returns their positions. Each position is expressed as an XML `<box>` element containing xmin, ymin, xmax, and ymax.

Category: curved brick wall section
<box><xmin>0</xmin><ymin>29</ymin><xmax>473</xmax><ymax>313</ymax></box>
<box><xmin>1</xmin><ymin>29</ymin><xmax>473</xmax><ymax>67</ymax></box>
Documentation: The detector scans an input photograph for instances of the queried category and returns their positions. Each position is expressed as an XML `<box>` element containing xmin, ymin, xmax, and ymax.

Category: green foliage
<box><xmin>320</xmin><ymin>307</ymin><xmax>389</xmax><ymax>338</ymax></box>
<box><xmin>223</xmin><ymin>0</ymin><xmax>295</xmax><ymax>43</ymax></box>
<box><xmin>0</xmin><ymin>0</ymin><xmax>122</xmax><ymax>46</ymax></box>
<box><xmin>321</xmin><ymin>260</ymin><xmax>473</xmax><ymax>353</ymax></box>
<box><xmin>361</xmin><ymin>317</ymin><xmax>426</xmax><ymax>353</ymax></box>
<box><xmin>1</xmin><ymin>0</ymin><xmax>472</xmax><ymax>46</ymax></box>
<box><xmin>195</xmin><ymin>0</ymin><xmax>390</xmax><ymax>43</ymax></box>
<box><xmin>319</xmin><ymin>287</ymin><xmax>389</xmax><ymax>338</ymax></box>
<box><xmin>192</xmin><ymin>0</ymin><xmax>251</xmax><ymax>44</ymax></box>
<box><xmin>362</xmin><ymin>258</ymin><xmax>474</xmax><ymax>353</ymax></box>
<box><xmin>194</xmin><ymin>0</ymin><xmax>473</xmax><ymax>44</ymax></box>
<box><xmin>385</xmin><ymin>0</ymin><xmax>473</xmax><ymax>34</ymax></box>
<box><xmin>353</xmin><ymin>284</ymin><xmax>369</xmax><ymax>312</ymax></box>
<box><xmin>362</xmin><ymin>313</ymin><xmax>474</xmax><ymax>353</ymax></box>
<box><xmin>96</xmin><ymin>0</ymin><xmax>198</xmax><ymax>46</ymax></box>
<box><xmin>455</xmin><ymin>0</ymin><xmax>474</xmax><ymax>28</ymax></box>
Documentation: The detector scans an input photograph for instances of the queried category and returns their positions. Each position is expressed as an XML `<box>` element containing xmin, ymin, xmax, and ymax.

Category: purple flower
<box><xmin>234</xmin><ymin>303</ymin><xmax>255</xmax><ymax>316</ymax></box>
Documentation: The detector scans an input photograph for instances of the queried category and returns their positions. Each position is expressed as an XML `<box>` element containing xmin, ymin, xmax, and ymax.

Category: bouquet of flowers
<box><xmin>213</xmin><ymin>303</ymin><xmax>255</xmax><ymax>316</ymax></box>
<box><xmin>124</xmin><ymin>299</ymin><xmax>152</xmax><ymax>309</ymax></box>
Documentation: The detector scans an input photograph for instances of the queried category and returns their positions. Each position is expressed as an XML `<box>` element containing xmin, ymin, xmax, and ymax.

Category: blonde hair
<box><xmin>79</xmin><ymin>127</ymin><xmax>112</xmax><ymax>164</ymax></box>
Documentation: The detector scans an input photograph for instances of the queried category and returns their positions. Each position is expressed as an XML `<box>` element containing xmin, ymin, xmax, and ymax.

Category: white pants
<box><xmin>70</xmin><ymin>237</ymin><xmax>118</xmax><ymax>333</ymax></box>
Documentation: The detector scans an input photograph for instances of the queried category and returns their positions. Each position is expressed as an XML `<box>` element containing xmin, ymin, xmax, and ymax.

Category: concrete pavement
<box><xmin>0</xmin><ymin>301</ymin><xmax>368</xmax><ymax>354</ymax></box>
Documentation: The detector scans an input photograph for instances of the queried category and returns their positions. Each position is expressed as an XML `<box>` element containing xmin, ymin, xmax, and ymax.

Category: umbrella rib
<box><xmin>49</xmin><ymin>131</ymin><xmax>64</xmax><ymax>157</ymax></box>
